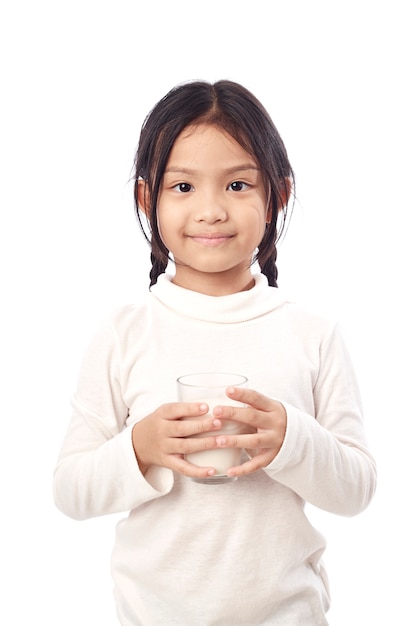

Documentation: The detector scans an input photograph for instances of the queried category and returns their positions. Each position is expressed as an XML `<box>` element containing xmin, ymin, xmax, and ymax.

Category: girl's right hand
<box><xmin>131</xmin><ymin>403</ymin><xmax>223</xmax><ymax>479</ymax></box>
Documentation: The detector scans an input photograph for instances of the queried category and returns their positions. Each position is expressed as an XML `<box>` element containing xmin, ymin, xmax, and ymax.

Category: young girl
<box><xmin>53</xmin><ymin>80</ymin><xmax>377</xmax><ymax>625</ymax></box>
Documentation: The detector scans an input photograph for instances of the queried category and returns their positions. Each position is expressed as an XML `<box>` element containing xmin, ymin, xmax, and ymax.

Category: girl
<box><xmin>53</xmin><ymin>80</ymin><xmax>377</xmax><ymax>625</ymax></box>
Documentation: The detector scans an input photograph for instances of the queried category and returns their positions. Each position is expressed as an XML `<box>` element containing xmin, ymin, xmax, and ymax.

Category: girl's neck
<box><xmin>171</xmin><ymin>270</ymin><xmax>255</xmax><ymax>296</ymax></box>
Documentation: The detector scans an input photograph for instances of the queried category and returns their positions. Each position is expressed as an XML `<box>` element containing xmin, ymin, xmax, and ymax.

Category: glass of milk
<box><xmin>177</xmin><ymin>372</ymin><xmax>248</xmax><ymax>484</ymax></box>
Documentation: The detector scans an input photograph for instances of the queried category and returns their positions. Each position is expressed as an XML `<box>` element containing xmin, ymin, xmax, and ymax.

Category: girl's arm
<box><xmin>214</xmin><ymin>324</ymin><xmax>377</xmax><ymax>516</ymax></box>
<box><xmin>268</xmin><ymin>323</ymin><xmax>377</xmax><ymax>515</ymax></box>
<box><xmin>53</xmin><ymin>320</ymin><xmax>173</xmax><ymax>521</ymax></box>
<box><xmin>53</xmin><ymin>318</ymin><xmax>225</xmax><ymax>520</ymax></box>
<box><xmin>263</xmin><ymin>403</ymin><xmax>376</xmax><ymax>516</ymax></box>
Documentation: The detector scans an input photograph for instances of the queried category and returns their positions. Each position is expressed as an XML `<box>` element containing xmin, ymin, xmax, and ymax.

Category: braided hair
<box><xmin>133</xmin><ymin>80</ymin><xmax>294</xmax><ymax>288</ymax></box>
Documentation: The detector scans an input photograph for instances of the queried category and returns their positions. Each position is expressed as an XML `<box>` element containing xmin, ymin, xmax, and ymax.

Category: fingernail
<box><xmin>199</xmin><ymin>403</ymin><xmax>208</xmax><ymax>411</ymax></box>
<box><xmin>216</xmin><ymin>436</ymin><xmax>226</xmax><ymax>446</ymax></box>
<box><xmin>213</xmin><ymin>419</ymin><xmax>222</xmax><ymax>428</ymax></box>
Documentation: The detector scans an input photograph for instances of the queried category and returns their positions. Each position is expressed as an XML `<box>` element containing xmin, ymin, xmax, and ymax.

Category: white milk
<box><xmin>184</xmin><ymin>403</ymin><xmax>246</xmax><ymax>476</ymax></box>
<box><xmin>177</xmin><ymin>374</ymin><xmax>249</xmax><ymax>483</ymax></box>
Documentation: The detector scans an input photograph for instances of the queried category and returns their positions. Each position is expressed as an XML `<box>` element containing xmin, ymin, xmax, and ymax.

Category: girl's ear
<box><xmin>137</xmin><ymin>179</ymin><xmax>151</xmax><ymax>218</ymax></box>
<box><xmin>277</xmin><ymin>177</ymin><xmax>293</xmax><ymax>212</ymax></box>
<box><xmin>266</xmin><ymin>177</ymin><xmax>292</xmax><ymax>224</ymax></box>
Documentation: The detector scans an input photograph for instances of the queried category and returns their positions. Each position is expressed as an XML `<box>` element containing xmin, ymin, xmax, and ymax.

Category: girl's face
<box><xmin>140</xmin><ymin>124</ymin><xmax>270</xmax><ymax>296</ymax></box>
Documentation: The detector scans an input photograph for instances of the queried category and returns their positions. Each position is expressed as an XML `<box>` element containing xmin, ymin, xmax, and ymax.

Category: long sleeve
<box><xmin>265</xmin><ymin>323</ymin><xmax>377</xmax><ymax>516</ymax></box>
<box><xmin>53</xmin><ymin>318</ymin><xmax>173</xmax><ymax>521</ymax></box>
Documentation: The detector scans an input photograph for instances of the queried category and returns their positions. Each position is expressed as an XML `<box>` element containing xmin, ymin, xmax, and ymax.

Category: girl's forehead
<box><xmin>168</xmin><ymin>123</ymin><xmax>255</xmax><ymax>166</ymax></box>
<box><xmin>175</xmin><ymin>123</ymin><xmax>234</xmax><ymax>144</ymax></box>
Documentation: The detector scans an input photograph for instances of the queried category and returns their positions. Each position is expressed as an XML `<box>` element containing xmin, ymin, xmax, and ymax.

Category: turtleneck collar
<box><xmin>150</xmin><ymin>273</ymin><xmax>290</xmax><ymax>324</ymax></box>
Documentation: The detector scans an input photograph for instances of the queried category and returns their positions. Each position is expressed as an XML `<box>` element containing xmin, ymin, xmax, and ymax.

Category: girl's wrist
<box><xmin>132</xmin><ymin>422</ymin><xmax>150</xmax><ymax>475</ymax></box>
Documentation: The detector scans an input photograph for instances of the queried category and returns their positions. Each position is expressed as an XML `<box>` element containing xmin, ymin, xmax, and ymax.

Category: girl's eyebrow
<box><xmin>164</xmin><ymin>163</ymin><xmax>260</xmax><ymax>175</ymax></box>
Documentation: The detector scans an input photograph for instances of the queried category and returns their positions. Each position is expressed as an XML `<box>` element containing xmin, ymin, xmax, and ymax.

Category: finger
<box><xmin>212</xmin><ymin>404</ymin><xmax>258</xmax><ymax>426</ymax></box>
<box><xmin>163</xmin><ymin>453</ymin><xmax>217</xmax><ymax>479</ymax></box>
<box><xmin>172</xmin><ymin>457</ymin><xmax>217</xmax><ymax>480</ymax></box>
<box><xmin>226</xmin><ymin>450</ymin><xmax>277</xmax><ymax>478</ymax></box>
<box><xmin>214</xmin><ymin>432</ymin><xmax>265</xmax><ymax>451</ymax></box>
<box><xmin>165</xmin><ymin>432</ymin><xmax>219</xmax><ymax>456</ymax></box>
<box><xmin>174</xmin><ymin>416</ymin><xmax>223</xmax><ymax>438</ymax></box>
<box><xmin>225</xmin><ymin>386</ymin><xmax>276</xmax><ymax>411</ymax></box>
<box><xmin>159</xmin><ymin>401</ymin><xmax>209</xmax><ymax>420</ymax></box>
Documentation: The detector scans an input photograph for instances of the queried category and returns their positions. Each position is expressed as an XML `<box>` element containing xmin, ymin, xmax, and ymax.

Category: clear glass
<box><xmin>177</xmin><ymin>372</ymin><xmax>248</xmax><ymax>484</ymax></box>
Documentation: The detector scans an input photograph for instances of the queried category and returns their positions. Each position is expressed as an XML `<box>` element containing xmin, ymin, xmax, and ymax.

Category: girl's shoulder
<box><xmin>87</xmin><ymin>296</ymin><xmax>153</xmax><ymax>346</ymax></box>
<box><xmin>275</xmin><ymin>288</ymin><xmax>336</xmax><ymax>322</ymax></box>
<box><xmin>276</xmin><ymin>293</ymin><xmax>343</xmax><ymax>345</ymax></box>
<box><xmin>107</xmin><ymin>296</ymin><xmax>153</xmax><ymax>333</ymax></box>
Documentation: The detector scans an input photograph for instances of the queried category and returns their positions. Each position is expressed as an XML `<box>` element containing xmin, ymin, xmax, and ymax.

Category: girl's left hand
<box><xmin>212</xmin><ymin>386</ymin><xmax>287</xmax><ymax>477</ymax></box>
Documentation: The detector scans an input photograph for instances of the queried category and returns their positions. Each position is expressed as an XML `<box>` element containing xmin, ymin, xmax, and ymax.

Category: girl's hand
<box><xmin>131</xmin><ymin>402</ymin><xmax>223</xmax><ymax>480</ymax></box>
<box><xmin>212</xmin><ymin>387</ymin><xmax>287</xmax><ymax>478</ymax></box>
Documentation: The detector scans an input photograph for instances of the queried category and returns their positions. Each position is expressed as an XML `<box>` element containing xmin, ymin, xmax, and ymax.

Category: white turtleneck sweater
<box><xmin>53</xmin><ymin>274</ymin><xmax>376</xmax><ymax>626</ymax></box>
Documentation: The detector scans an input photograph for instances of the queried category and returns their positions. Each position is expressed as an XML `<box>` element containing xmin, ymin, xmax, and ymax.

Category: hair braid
<box><xmin>256</xmin><ymin>221</ymin><xmax>279</xmax><ymax>287</ymax></box>
<box><xmin>149</xmin><ymin>251</ymin><xmax>168</xmax><ymax>288</ymax></box>
<box><xmin>261</xmin><ymin>249</ymin><xmax>278</xmax><ymax>287</ymax></box>
<box><xmin>259</xmin><ymin>248</ymin><xmax>278</xmax><ymax>287</ymax></box>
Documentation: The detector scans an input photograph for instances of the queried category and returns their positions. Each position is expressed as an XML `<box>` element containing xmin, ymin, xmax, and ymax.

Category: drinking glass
<box><xmin>177</xmin><ymin>372</ymin><xmax>248</xmax><ymax>484</ymax></box>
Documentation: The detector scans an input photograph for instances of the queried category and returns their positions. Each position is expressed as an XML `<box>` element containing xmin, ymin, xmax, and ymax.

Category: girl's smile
<box><xmin>187</xmin><ymin>231</ymin><xmax>235</xmax><ymax>246</ymax></box>
<box><xmin>139</xmin><ymin>123</ymin><xmax>270</xmax><ymax>296</ymax></box>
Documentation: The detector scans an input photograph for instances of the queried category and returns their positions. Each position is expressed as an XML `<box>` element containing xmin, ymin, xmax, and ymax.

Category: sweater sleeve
<box><xmin>264</xmin><ymin>322</ymin><xmax>377</xmax><ymax>516</ymax></box>
<box><xmin>53</xmin><ymin>318</ymin><xmax>174</xmax><ymax>521</ymax></box>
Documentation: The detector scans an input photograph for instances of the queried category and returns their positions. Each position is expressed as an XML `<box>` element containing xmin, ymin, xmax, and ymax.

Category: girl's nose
<box><xmin>194</xmin><ymin>191</ymin><xmax>227</xmax><ymax>223</ymax></box>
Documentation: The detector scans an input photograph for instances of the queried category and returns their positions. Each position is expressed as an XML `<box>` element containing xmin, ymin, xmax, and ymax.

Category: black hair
<box><xmin>133</xmin><ymin>79</ymin><xmax>295</xmax><ymax>288</ymax></box>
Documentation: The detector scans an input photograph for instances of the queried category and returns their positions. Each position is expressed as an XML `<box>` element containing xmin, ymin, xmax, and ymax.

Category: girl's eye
<box><xmin>228</xmin><ymin>181</ymin><xmax>249</xmax><ymax>192</ymax></box>
<box><xmin>174</xmin><ymin>182</ymin><xmax>193</xmax><ymax>193</ymax></box>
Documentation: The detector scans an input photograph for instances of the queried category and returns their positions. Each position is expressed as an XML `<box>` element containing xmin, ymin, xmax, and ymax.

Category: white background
<box><xmin>1</xmin><ymin>1</ymin><xmax>415</xmax><ymax>624</ymax></box>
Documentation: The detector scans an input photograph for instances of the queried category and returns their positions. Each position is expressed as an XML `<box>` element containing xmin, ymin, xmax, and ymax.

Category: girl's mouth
<box><xmin>189</xmin><ymin>233</ymin><xmax>234</xmax><ymax>247</ymax></box>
